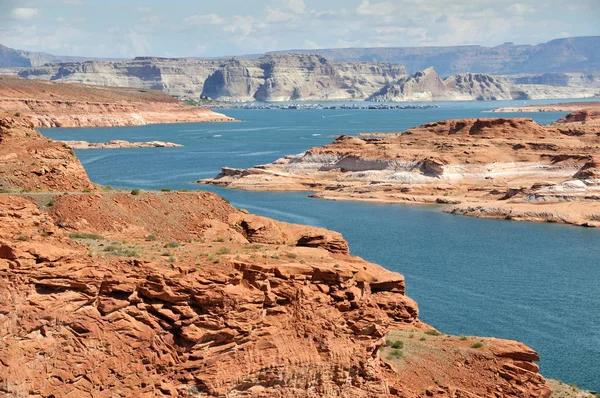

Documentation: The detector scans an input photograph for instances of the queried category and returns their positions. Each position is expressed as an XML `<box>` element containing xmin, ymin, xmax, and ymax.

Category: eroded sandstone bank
<box><xmin>201</xmin><ymin>113</ymin><xmax>600</xmax><ymax>228</ymax></box>
<box><xmin>0</xmin><ymin>76</ymin><xmax>235</xmax><ymax>128</ymax></box>
<box><xmin>0</xmin><ymin>115</ymin><xmax>552</xmax><ymax>396</ymax></box>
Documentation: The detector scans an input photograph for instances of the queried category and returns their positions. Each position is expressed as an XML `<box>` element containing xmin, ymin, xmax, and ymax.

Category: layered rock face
<box><xmin>0</xmin><ymin>76</ymin><xmax>234</xmax><ymax>127</ymax></box>
<box><xmin>0</xmin><ymin>114</ymin><xmax>94</xmax><ymax>191</ymax></box>
<box><xmin>202</xmin><ymin>54</ymin><xmax>407</xmax><ymax>101</ymax></box>
<box><xmin>202</xmin><ymin>115</ymin><xmax>600</xmax><ymax>227</ymax></box>
<box><xmin>11</xmin><ymin>54</ymin><xmax>407</xmax><ymax>101</ymax></box>
<box><xmin>269</xmin><ymin>36</ymin><xmax>600</xmax><ymax>75</ymax></box>
<box><xmin>16</xmin><ymin>57</ymin><xmax>223</xmax><ymax>99</ymax></box>
<box><xmin>0</xmin><ymin>114</ymin><xmax>552</xmax><ymax>397</ymax></box>
<box><xmin>367</xmin><ymin>67</ymin><xmax>598</xmax><ymax>102</ymax></box>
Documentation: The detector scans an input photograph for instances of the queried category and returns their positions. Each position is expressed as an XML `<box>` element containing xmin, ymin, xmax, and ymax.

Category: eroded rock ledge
<box><xmin>0</xmin><ymin>114</ymin><xmax>552</xmax><ymax>396</ymax></box>
<box><xmin>201</xmin><ymin>114</ymin><xmax>600</xmax><ymax>227</ymax></box>
<box><xmin>59</xmin><ymin>139</ymin><xmax>183</xmax><ymax>149</ymax></box>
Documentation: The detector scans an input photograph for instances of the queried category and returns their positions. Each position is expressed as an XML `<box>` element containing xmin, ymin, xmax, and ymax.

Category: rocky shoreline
<box><xmin>0</xmin><ymin>113</ymin><xmax>556</xmax><ymax>396</ymax></box>
<box><xmin>0</xmin><ymin>76</ymin><xmax>235</xmax><ymax>128</ymax></box>
<box><xmin>201</xmin><ymin>110</ymin><xmax>600</xmax><ymax>228</ymax></box>
<box><xmin>59</xmin><ymin>140</ymin><xmax>183</xmax><ymax>149</ymax></box>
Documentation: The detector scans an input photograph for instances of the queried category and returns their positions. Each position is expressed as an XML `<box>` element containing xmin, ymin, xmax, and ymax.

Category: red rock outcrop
<box><xmin>202</xmin><ymin>116</ymin><xmax>600</xmax><ymax>227</ymax></box>
<box><xmin>0</xmin><ymin>114</ymin><xmax>94</xmax><ymax>191</ymax></box>
<box><xmin>0</xmin><ymin>76</ymin><xmax>234</xmax><ymax>128</ymax></box>
<box><xmin>0</xmin><ymin>114</ymin><xmax>551</xmax><ymax>396</ymax></box>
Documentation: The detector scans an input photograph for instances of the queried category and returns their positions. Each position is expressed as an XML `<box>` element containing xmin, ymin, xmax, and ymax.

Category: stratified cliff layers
<box><xmin>366</xmin><ymin>67</ymin><xmax>598</xmax><ymax>102</ymax></box>
<box><xmin>0</xmin><ymin>76</ymin><xmax>234</xmax><ymax>127</ymax></box>
<box><xmin>6</xmin><ymin>51</ymin><xmax>599</xmax><ymax>101</ymax></box>
<box><xmin>203</xmin><ymin>109</ymin><xmax>600</xmax><ymax>228</ymax></box>
<box><xmin>0</xmin><ymin>115</ymin><xmax>552</xmax><ymax>396</ymax></box>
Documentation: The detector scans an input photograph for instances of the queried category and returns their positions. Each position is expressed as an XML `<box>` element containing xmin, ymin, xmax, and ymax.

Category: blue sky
<box><xmin>1</xmin><ymin>0</ymin><xmax>599</xmax><ymax>58</ymax></box>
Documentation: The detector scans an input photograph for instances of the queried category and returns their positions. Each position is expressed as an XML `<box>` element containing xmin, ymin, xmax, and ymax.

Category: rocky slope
<box><xmin>269</xmin><ymin>36</ymin><xmax>600</xmax><ymax>75</ymax></box>
<box><xmin>202</xmin><ymin>114</ymin><xmax>600</xmax><ymax>227</ymax></box>
<box><xmin>367</xmin><ymin>68</ymin><xmax>599</xmax><ymax>102</ymax></box>
<box><xmin>0</xmin><ymin>115</ymin><xmax>552</xmax><ymax>396</ymax></box>
<box><xmin>0</xmin><ymin>76</ymin><xmax>234</xmax><ymax>127</ymax></box>
<box><xmin>0</xmin><ymin>44</ymin><xmax>98</xmax><ymax>68</ymax></box>
<box><xmin>0</xmin><ymin>114</ymin><xmax>94</xmax><ymax>191</ymax></box>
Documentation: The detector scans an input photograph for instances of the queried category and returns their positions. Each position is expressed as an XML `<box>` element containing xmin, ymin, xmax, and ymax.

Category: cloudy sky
<box><xmin>1</xmin><ymin>0</ymin><xmax>599</xmax><ymax>58</ymax></box>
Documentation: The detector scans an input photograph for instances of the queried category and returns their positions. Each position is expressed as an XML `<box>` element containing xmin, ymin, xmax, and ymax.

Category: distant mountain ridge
<box><xmin>0</xmin><ymin>44</ymin><xmax>118</xmax><ymax>68</ymax></box>
<box><xmin>267</xmin><ymin>36</ymin><xmax>600</xmax><ymax>76</ymax></box>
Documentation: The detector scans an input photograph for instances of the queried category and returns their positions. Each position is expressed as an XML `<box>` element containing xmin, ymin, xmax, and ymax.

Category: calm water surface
<box><xmin>43</xmin><ymin>99</ymin><xmax>600</xmax><ymax>390</ymax></box>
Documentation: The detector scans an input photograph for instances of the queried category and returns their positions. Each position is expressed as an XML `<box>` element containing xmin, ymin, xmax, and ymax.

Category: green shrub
<box><xmin>130</xmin><ymin>189</ymin><xmax>141</xmax><ymax>195</ymax></box>
<box><xmin>165</xmin><ymin>241</ymin><xmax>179</xmax><ymax>248</ymax></box>
<box><xmin>17</xmin><ymin>235</ymin><xmax>28</xmax><ymax>241</ymax></box>
<box><xmin>160</xmin><ymin>188</ymin><xmax>171</xmax><ymax>192</ymax></box>
<box><xmin>420</xmin><ymin>337</ymin><xmax>426</xmax><ymax>341</ymax></box>
<box><xmin>47</xmin><ymin>200</ymin><xmax>55</xmax><ymax>207</ymax></box>
<box><xmin>286</xmin><ymin>252</ymin><xmax>298</xmax><ymax>259</ymax></box>
<box><xmin>69</xmin><ymin>233</ymin><xmax>104</xmax><ymax>240</ymax></box>
<box><xmin>14</xmin><ymin>112</ymin><xmax>21</xmax><ymax>117</ymax></box>
<box><xmin>271</xmin><ymin>253</ymin><xmax>280</xmax><ymax>259</ymax></box>
<box><xmin>425</xmin><ymin>330</ymin><xmax>442</xmax><ymax>336</ymax></box>
<box><xmin>214</xmin><ymin>238</ymin><xmax>225</xmax><ymax>243</ymax></box>
<box><xmin>145</xmin><ymin>235</ymin><xmax>157</xmax><ymax>241</ymax></box>
<box><xmin>471</xmin><ymin>342</ymin><xmax>483</xmax><ymax>349</ymax></box>
<box><xmin>216</xmin><ymin>248</ymin><xmax>231</xmax><ymax>255</ymax></box>
<box><xmin>459</xmin><ymin>335</ymin><xmax>468</xmax><ymax>341</ymax></box>
<box><xmin>391</xmin><ymin>341</ymin><xmax>404</xmax><ymax>349</ymax></box>
<box><xmin>386</xmin><ymin>349</ymin><xmax>403</xmax><ymax>360</ymax></box>
<box><xmin>244</xmin><ymin>244</ymin><xmax>262</xmax><ymax>250</ymax></box>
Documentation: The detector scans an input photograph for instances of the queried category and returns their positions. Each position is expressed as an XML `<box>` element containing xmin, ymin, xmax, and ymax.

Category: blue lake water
<box><xmin>42</xmin><ymin>99</ymin><xmax>600</xmax><ymax>390</ymax></box>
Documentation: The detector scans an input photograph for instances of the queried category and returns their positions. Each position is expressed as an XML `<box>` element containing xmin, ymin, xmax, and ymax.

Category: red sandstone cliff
<box><xmin>0</xmin><ymin>76</ymin><xmax>234</xmax><ymax>128</ymax></box>
<box><xmin>0</xmin><ymin>116</ymin><xmax>551</xmax><ymax>397</ymax></box>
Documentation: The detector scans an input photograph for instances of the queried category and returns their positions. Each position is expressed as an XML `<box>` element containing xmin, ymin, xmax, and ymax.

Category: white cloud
<box><xmin>184</xmin><ymin>14</ymin><xmax>224</xmax><ymax>26</ymax></box>
<box><xmin>56</xmin><ymin>0</ymin><xmax>86</xmax><ymax>6</ymax></box>
<box><xmin>266</xmin><ymin>7</ymin><xmax>296</xmax><ymax>22</ymax></box>
<box><xmin>10</xmin><ymin>7</ymin><xmax>40</xmax><ymax>20</ymax></box>
<box><xmin>286</xmin><ymin>0</ymin><xmax>306</xmax><ymax>14</ymax></box>
<box><xmin>223</xmin><ymin>16</ymin><xmax>266</xmax><ymax>37</ymax></box>
<box><xmin>356</xmin><ymin>0</ymin><xmax>396</xmax><ymax>17</ymax></box>
<box><xmin>507</xmin><ymin>3</ymin><xmax>535</xmax><ymax>15</ymax></box>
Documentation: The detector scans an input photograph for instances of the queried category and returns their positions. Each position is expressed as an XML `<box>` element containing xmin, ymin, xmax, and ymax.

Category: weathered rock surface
<box><xmin>9</xmin><ymin>54</ymin><xmax>406</xmax><ymax>101</ymax></box>
<box><xmin>202</xmin><ymin>54</ymin><xmax>407</xmax><ymax>101</ymax></box>
<box><xmin>0</xmin><ymin>76</ymin><xmax>235</xmax><ymax>127</ymax></box>
<box><xmin>59</xmin><ymin>140</ymin><xmax>183</xmax><ymax>149</ymax></box>
<box><xmin>269</xmin><ymin>36</ymin><xmax>600</xmax><ymax>75</ymax></box>
<box><xmin>0</xmin><ymin>103</ymin><xmax>551</xmax><ymax>397</ymax></box>
<box><xmin>0</xmin><ymin>114</ymin><xmax>94</xmax><ymax>191</ymax></box>
<box><xmin>367</xmin><ymin>67</ymin><xmax>598</xmax><ymax>102</ymax></box>
<box><xmin>202</xmin><ymin>115</ymin><xmax>600</xmax><ymax>227</ymax></box>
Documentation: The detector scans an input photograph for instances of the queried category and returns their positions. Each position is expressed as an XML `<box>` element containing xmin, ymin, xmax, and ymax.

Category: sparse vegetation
<box><xmin>214</xmin><ymin>238</ymin><xmax>225</xmax><ymax>243</ymax></box>
<box><xmin>471</xmin><ymin>342</ymin><xmax>483</xmax><ymax>349</ymax></box>
<box><xmin>160</xmin><ymin>188</ymin><xmax>171</xmax><ymax>192</ymax></box>
<box><xmin>286</xmin><ymin>252</ymin><xmax>297</xmax><ymax>259</ymax></box>
<box><xmin>103</xmin><ymin>244</ymin><xmax>139</xmax><ymax>257</ymax></box>
<box><xmin>165</xmin><ymin>241</ymin><xmax>180</xmax><ymax>248</ymax></box>
<box><xmin>271</xmin><ymin>253</ymin><xmax>280</xmax><ymax>259</ymax></box>
<box><xmin>17</xmin><ymin>235</ymin><xmax>28</xmax><ymax>241</ymax></box>
<box><xmin>216</xmin><ymin>248</ymin><xmax>231</xmax><ymax>255</ymax></box>
<box><xmin>425</xmin><ymin>330</ymin><xmax>442</xmax><ymax>336</ymax></box>
<box><xmin>47</xmin><ymin>199</ymin><xmax>55</xmax><ymax>207</ymax></box>
<box><xmin>244</xmin><ymin>244</ymin><xmax>262</xmax><ymax>250</ymax></box>
<box><xmin>391</xmin><ymin>341</ymin><xmax>404</xmax><ymax>349</ymax></box>
<box><xmin>69</xmin><ymin>233</ymin><xmax>104</xmax><ymax>240</ymax></box>
<box><xmin>386</xmin><ymin>349</ymin><xmax>403</xmax><ymax>360</ymax></box>
<box><xmin>130</xmin><ymin>189</ymin><xmax>141</xmax><ymax>195</ymax></box>
<box><xmin>420</xmin><ymin>336</ymin><xmax>426</xmax><ymax>341</ymax></box>
<box><xmin>14</xmin><ymin>112</ymin><xmax>21</xmax><ymax>117</ymax></box>
<box><xmin>459</xmin><ymin>335</ymin><xmax>468</xmax><ymax>341</ymax></box>
<box><xmin>145</xmin><ymin>235</ymin><xmax>157</xmax><ymax>241</ymax></box>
